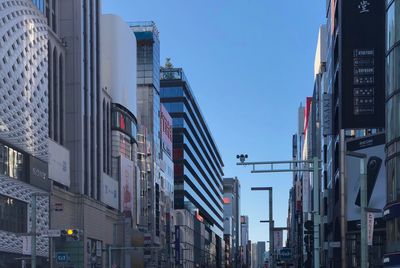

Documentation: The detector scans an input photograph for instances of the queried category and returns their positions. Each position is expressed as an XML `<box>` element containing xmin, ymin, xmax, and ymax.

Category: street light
<box><xmin>346</xmin><ymin>151</ymin><xmax>368</xmax><ymax>268</ymax></box>
<box><xmin>251</xmin><ymin>187</ymin><xmax>275</xmax><ymax>268</ymax></box>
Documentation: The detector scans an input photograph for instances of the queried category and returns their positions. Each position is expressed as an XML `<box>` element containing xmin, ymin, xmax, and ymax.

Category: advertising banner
<box><xmin>346</xmin><ymin>133</ymin><xmax>386</xmax><ymax>222</ymax></box>
<box><xmin>101</xmin><ymin>173</ymin><xmax>118</xmax><ymax>209</ymax></box>
<box><xmin>342</xmin><ymin>0</ymin><xmax>385</xmax><ymax>129</ymax></box>
<box><xmin>48</xmin><ymin>139</ymin><xmax>70</xmax><ymax>187</ymax></box>
<box><xmin>367</xmin><ymin>212</ymin><xmax>375</xmax><ymax>246</ymax></box>
<box><xmin>274</xmin><ymin>230</ymin><xmax>283</xmax><ymax>250</ymax></box>
<box><xmin>160</xmin><ymin>105</ymin><xmax>173</xmax><ymax>158</ymax></box>
<box><xmin>28</xmin><ymin>155</ymin><xmax>50</xmax><ymax>191</ymax></box>
<box><xmin>120</xmin><ymin>156</ymin><xmax>134</xmax><ymax>216</ymax></box>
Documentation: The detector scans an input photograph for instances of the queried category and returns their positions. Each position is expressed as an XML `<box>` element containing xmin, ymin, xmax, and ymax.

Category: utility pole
<box><xmin>347</xmin><ymin>151</ymin><xmax>368</xmax><ymax>268</ymax></box>
<box><xmin>312</xmin><ymin>157</ymin><xmax>320</xmax><ymax>268</ymax></box>
<box><xmin>236</xmin><ymin>154</ymin><xmax>321</xmax><ymax>268</ymax></box>
<box><xmin>31</xmin><ymin>194</ymin><xmax>36</xmax><ymax>268</ymax></box>
<box><xmin>251</xmin><ymin>187</ymin><xmax>274</xmax><ymax>268</ymax></box>
<box><xmin>30</xmin><ymin>192</ymin><xmax>49</xmax><ymax>268</ymax></box>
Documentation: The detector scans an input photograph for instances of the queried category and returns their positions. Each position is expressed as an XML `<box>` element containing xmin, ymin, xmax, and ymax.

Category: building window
<box><xmin>0</xmin><ymin>195</ymin><xmax>27</xmax><ymax>233</ymax></box>
<box><xmin>0</xmin><ymin>143</ymin><xmax>25</xmax><ymax>181</ymax></box>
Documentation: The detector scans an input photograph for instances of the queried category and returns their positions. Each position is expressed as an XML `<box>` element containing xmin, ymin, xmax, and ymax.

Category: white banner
<box><xmin>48</xmin><ymin>139</ymin><xmax>70</xmax><ymax>187</ymax></box>
<box><xmin>101</xmin><ymin>173</ymin><xmax>119</xmax><ymax>209</ymax></box>
<box><xmin>274</xmin><ymin>230</ymin><xmax>283</xmax><ymax>250</ymax></box>
<box><xmin>367</xmin><ymin>212</ymin><xmax>375</xmax><ymax>246</ymax></box>
<box><xmin>22</xmin><ymin>236</ymin><xmax>31</xmax><ymax>255</ymax></box>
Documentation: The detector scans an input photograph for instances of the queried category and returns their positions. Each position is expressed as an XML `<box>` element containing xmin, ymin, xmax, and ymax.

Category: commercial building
<box><xmin>240</xmin><ymin>216</ymin><xmax>250</xmax><ymax>268</ymax></box>
<box><xmin>223</xmin><ymin>177</ymin><xmax>241</xmax><ymax>268</ymax></box>
<box><xmin>323</xmin><ymin>1</ymin><xmax>386</xmax><ymax>267</ymax></box>
<box><xmin>0</xmin><ymin>1</ymin><xmax>50</xmax><ymax>266</ymax></box>
<box><xmin>160</xmin><ymin>67</ymin><xmax>225</xmax><ymax>267</ymax></box>
<box><xmin>99</xmin><ymin>14</ymin><xmax>142</xmax><ymax>267</ymax></box>
<box><xmin>130</xmin><ymin>21</ymin><xmax>173</xmax><ymax>267</ymax></box>
<box><xmin>383</xmin><ymin>0</ymin><xmax>400</xmax><ymax>266</ymax></box>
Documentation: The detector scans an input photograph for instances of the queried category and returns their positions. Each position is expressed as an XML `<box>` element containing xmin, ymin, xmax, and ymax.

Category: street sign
<box><xmin>279</xmin><ymin>248</ymin><xmax>293</xmax><ymax>262</ymax></box>
<box><xmin>42</xmin><ymin>229</ymin><xmax>61</xmax><ymax>237</ymax></box>
<box><xmin>56</xmin><ymin>252</ymin><xmax>70</xmax><ymax>263</ymax></box>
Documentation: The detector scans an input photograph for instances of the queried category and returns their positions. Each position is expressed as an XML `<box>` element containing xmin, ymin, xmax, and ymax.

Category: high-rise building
<box><xmin>251</xmin><ymin>243</ymin><xmax>258</xmax><ymax>268</ymax></box>
<box><xmin>323</xmin><ymin>1</ymin><xmax>386</xmax><ymax>267</ymax></box>
<box><xmin>99</xmin><ymin>14</ymin><xmax>141</xmax><ymax>267</ymax></box>
<box><xmin>240</xmin><ymin>216</ymin><xmax>250</xmax><ymax>268</ymax></box>
<box><xmin>256</xmin><ymin>242</ymin><xmax>266</xmax><ymax>268</ymax></box>
<box><xmin>160</xmin><ymin>67</ymin><xmax>225</xmax><ymax>267</ymax></box>
<box><xmin>223</xmin><ymin>177</ymin><xmax>241</xmax><ymax>268</ymax></box>
<box><xmin>0</xmin><ymin>1</ymin><xmax>50</xmax><ymax>266</ymax></box>
<box><xmin>130</xmin><ymin>21</ymin><xmax>173</xmax><ymax>267</ymax></box>
<box><xmin>383</xmin><ymin>0</ymin><xmax>400</xmax><ymax>266</ymax></box>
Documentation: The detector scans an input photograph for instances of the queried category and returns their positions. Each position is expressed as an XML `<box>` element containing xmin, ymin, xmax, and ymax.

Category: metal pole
<box><xmin>31</xmin><ymin>194</ymin><xmax>36</xmax><ymax>268</ymax></box>
<box><xmin>360</xmin><ymin>157</ymin><xmax>368</xmax><ymax>268</ymax></box>
<box><xmin>269</xmin><ymin>189</ymin><xmax>274</xmax><ymax>268</ymax></box>
<box><xmin>340</xmin><ymin>130</ymin><xmax>347</xmax><ymax>268</ymax></box>
<box><xmin>108</xmin><ymin>246</ymin><xmax>112</xmax><ymax>268</ymax></box>
<box><xmin>313</xmin><ymin>156</ymin><xmax>320</xmax><ymax>268</ymax></box>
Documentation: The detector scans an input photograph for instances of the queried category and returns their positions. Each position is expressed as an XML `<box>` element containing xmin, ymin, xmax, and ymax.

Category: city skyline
<box><xmin>102</xmin><ymin>0</ymin><xmax>326</xmax><ymax>244</ymax></box>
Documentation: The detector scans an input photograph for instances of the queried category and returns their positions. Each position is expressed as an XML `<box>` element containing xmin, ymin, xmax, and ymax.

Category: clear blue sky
<box><xmin>102</xmin><ymin>0</ymin><xmax>326</xmax><ymax>247</ymax></box>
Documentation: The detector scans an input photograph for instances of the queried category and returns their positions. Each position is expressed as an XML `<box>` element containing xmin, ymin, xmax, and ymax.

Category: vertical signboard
<box><xmin>274</xmin><ymin>230</ymin><xmax>283</xmax><ymax>250</ymax></box>
<box><xmin>175</xmin><ymin>225</ymin><xmax>180</xmax><ymax>265</ymax></box>
<box><xmin>160</xmin><ymin>105</ymin><xmax>173</xmax><ymax>158</ymax></box>
<box><xmin>367</xmin><ymin>212</ymin><xmax>375</xmax><ymax>246</ymax></box>
<box><xmin>341</xmin><ymin>0</ymin><xmax>385</xmax><ymax>128</ymax></box>
<box><xmin>120</xmin><ymin>156</ymin><xmax>134</xmax><ymax>216</ymax></box>
<box><xmin>101</xmin><ymin>173</ymin><xmax>119</xmax><ymax>209</ymax></box>
<box><xmin>22</xmin><ymin>236</ymin><xmax>31</xmax><ymax>255</ymax></box>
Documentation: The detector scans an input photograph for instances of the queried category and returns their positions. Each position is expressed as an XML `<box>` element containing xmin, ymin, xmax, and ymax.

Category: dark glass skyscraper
<box><xmin>160</xmin><ymin>67</ymin><xmax>224</xmax><ymax>267</ymax></box>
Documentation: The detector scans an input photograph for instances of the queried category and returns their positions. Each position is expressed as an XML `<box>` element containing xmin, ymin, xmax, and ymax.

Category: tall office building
<box><xmin>160</xmin><ymin>67</ymin><xmax>225</xmax><ymax>267</ymax></box>
<box><xmin>256</xmin><ymin>242</ymin><xmax>266</xmax><ymax>268</ymax></box>
<box><xmin>240</xmin><ymin>216</ymin><xmax>250</xmax><ymax>268</ymax></box>
<box><xmin>251</xmin><ymin>243</ymin><xmax>258</xmax><ymax>268</ymax></box>
<box><xmin>130</xmin><ymin>21</ymin><xmax>172</xmax><ymax>267</ymax></box>
<box><xmin>223</xmin><ymin>177</ymin><xmax>241</xmax><ymax>268</ymax></box>
<box><xmin>323</xmin><ymin>1</ymin><xmax>386</xmax><ymax>267</ymax></box>
<box><xmin>0</xmin><ymin>1</ymin><xmax>50</xmax><ymax>266</ymax></box>
<box><xmin>383</xmin><ymin>0</ymin><xmax>400</xmax><ymax>266</ymax></box>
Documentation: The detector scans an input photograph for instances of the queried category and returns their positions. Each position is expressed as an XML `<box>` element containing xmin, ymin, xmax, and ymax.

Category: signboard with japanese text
<box><xmin>161</xmin><ymin>105</ymin><xmax>173</xmax><ymax>159</ymax></box>
<box><xmin>341</xmin><ymin>0</ymin><xmax>385</xmax><ymax>129</ymax></box>
<box><xmin>101</xmin><ymin>173</ymin><xmax>119</xmax><ymax>209</ymax></box>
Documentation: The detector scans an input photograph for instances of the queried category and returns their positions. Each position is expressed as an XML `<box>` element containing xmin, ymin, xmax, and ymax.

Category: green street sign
<box><xmin>279</xmin><ymin>248</ymin><xmax>293</xmax><ymax>262</ymax></box>
<box><xmin>56</xmin><ymin>252</ymin><xmax>70</xmax><ymax>263</ymax></box>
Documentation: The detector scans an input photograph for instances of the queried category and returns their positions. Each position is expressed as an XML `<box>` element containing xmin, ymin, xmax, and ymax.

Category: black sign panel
<box><xmin>28</xmin><ymin>155</ymin><xmax>50</xmax><ymax>191</ymax></box>
<box><xmin>341</xmin><ymin>0</ymin><xmax>385</xmax><ymax>129</ymax></box>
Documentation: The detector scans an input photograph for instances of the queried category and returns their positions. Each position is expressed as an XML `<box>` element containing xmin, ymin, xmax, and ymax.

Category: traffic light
<box><xmin>61</xmin><ymin>229</ymin><xmax>80</xmax><ymax>241</ymax></box>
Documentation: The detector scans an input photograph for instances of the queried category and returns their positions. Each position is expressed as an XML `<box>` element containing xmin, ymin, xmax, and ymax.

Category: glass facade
<box><xmin>111</xmin><ymin>104</ymin><xmax>138</xmax><ymax>142</ymax></box>
<box><xmin>0</xmin><ymin>194</ymin><xmax>27</xmax><ymax>233</ymax></box>
<box><xmin>31</xmin><ymin>0</ymin><xmax>45</xmax><ymax>12</ymax></box>
<box><xmin>160</xmin><ymin>68</ymin><xmax>224</xmax><ymax>239</ymax></box>
<box><xmin>0</xmin><ymin>142</ymin><xmax>25</xmax><ymax>181</ymax></box>
<box><xmin>386</xmin><ymin>0</ymin><xmax>400</xmax><ymax>259</ymax></box>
